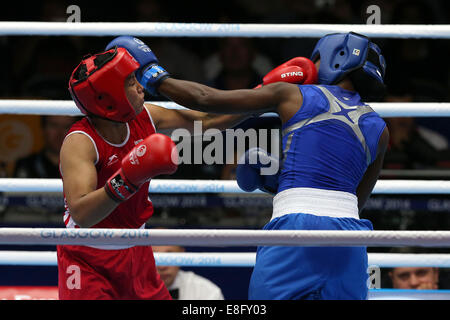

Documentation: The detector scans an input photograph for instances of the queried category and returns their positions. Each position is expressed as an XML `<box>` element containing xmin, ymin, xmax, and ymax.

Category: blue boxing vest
<box><xmin>278</xmin><ymin>84</ymin><xmax>386</xmax><ymax>195</ymax></box>
<box><xmin>248</xmin><ymin>85</ymin><xmax>386</xmax><ymax>300</ymax></box>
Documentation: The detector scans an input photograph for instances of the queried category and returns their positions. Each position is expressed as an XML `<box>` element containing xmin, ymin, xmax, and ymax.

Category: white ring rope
<box><xmin>0</xmin><ymin>100</ymin><xmax>449</xmax><ymax>118</ymax></box>
<box><xmin>1</xmin><ymin>251</ymin><xmax>450</xmax><ymax>268</ymax></box>
<box><xmin>1</xmin><ymin>228</ymin><xmax>450</xmax><ymax>247</ymax></box>
<box><xmin>1</xmin><ymin>178</ymin><xmax>450</xmax><ymax>194</ymax></box>
<box><xmin>1</xmin><ymin>22</ymin><xmax>450</xmax><ymax>38</ymax></box>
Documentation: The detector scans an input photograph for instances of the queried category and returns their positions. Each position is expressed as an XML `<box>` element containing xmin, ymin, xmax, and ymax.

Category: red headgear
<box><xmin>68</xmin><ymin>47</ymin><xmax>140</xmax><ymax>122</ymax></box>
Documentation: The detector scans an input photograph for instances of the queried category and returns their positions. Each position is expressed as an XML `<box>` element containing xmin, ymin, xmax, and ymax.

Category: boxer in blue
<box><xmin>107</xmin><ymin>32</ymin><xmax>389</xmax><ymax>300</ymax></box>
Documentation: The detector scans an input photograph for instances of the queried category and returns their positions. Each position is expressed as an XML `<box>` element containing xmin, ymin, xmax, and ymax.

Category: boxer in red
<box><xmin>58</xmin><ymin>46</ymin><xmax>249</xmax><ymax>300</ymax></box>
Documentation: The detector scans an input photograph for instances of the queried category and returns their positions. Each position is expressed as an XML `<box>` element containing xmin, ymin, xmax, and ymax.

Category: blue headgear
<box><xmin>311</xmin><ymin>32</ymin><xmax>386</xmax><ymax>86</ymax></box>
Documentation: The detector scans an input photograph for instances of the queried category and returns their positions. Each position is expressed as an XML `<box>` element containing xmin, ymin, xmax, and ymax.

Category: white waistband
<box><xmin>272</xmin><ymin>187</ymin><xmax>359</xmax><ymax>221</ymax></box>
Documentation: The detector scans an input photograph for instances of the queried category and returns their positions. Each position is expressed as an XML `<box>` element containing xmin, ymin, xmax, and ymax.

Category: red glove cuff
<box><xmin>104</xmin><ymin>168</ymin><xmax>139</xmax><ymax>202</ymax></box>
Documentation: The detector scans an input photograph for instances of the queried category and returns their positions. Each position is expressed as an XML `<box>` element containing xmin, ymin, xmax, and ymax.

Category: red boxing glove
<box><xmin>105</xmin><ymin>133</ymin><xmax>178</xmax><ymax>202</ymax></box>
<box><xmin>261</xmin><ymin>57</ymin><xmax>318</xmax><ymax>86</ymax></box>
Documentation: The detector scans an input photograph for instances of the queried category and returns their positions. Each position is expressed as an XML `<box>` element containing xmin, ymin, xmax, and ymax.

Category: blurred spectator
<box><xmin>273</xmin><ymin>0</ymin><xmax>358</xmax><ymax>63</ymax></box>
<box><xmin>134</xmin><ymin>0</ymin><xmax>169</xmax><ymax>21</ymax></box>
<box><xmin>380</xmin><ymin>247</ymin><xmax>450</xmax><ymax>290</ymax></box>
<box><xmin>389</xmin><ymin>267</ymin><xmax>439</xmax><ymax>289</ymax></box>
<box><xmin>20</xmin><ymin>37</ymin><xmax>80</xmax><ymax>100</ymax></box>
<box><xmin>152</xmin><ymin>244</ymin><xmax>225</xmax><ymax>300</ymax></box>
<box><xmin>13</xmin><ymin>115</ymin><xmax>75</xmax><ymax>178</ymax></box>
<box><xmin>204</xmin><ymin>37</ymin><xmax>272</xmax><ymax>89</ymax></box>
<box><xmin>40</xmin><ymin>0</ymin><xmax>71</xmax><ymax>22</ymax></box>
<box><xmin>383</xmin><ymin>91</ymin><xmax>450</xmax><ymax>171</ymax></box>
<box><xmin>384</xmin><ymin>0</ymin><xmax>449</xmax><ymax>101</ymax></box>
<box><xmin>315</xmin><ymin>0</ymin><xmax>358</xmax><ymax>24</ymax></box>
<box><xmin>150</xmin><ymin>39</ymin><xmax>206</xmax><ymax>85</ymax></box>
<box><xmin>221</xmin><ymin>158</ymin><xmax>238</xmax><ymax>181</ymax></box>
<box><xmin>132</xmin><ymin>0</ymin><xmax>206</xmax><ymax>87</ymax></box>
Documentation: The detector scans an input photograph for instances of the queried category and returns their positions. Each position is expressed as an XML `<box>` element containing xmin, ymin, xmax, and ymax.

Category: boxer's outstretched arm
<box><xmin>107</xmin><ymin>36</ymin><xmax>305</xmax><ymax>119</ymax></box>
<box><xmin>158</xmin><ymin>78</ymin><xmax>297</xmax><ymax>115</ymax></box>
<box><xmin>146</xmin><ymin>103</ymin><xmax>251</xmax><ymax>133</ymax></box>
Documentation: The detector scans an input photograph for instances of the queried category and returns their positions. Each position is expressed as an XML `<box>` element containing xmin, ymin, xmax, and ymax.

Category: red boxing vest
<box><xmin>62</xmin><ymin>108</ymin><xmax>157</xmax><ymax>229</ymax></box>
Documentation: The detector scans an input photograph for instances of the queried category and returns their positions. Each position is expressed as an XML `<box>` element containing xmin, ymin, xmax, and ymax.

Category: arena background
<box><xmin>0</xmin><ymin>0</ymin><xmax>449</xmax><ymax>299</ymax></box>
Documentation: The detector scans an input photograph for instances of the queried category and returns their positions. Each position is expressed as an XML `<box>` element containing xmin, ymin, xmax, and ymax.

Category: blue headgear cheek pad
<box><xmin>351</xmin><ymin>42</ymin><xmax>387</xmax><ymax>101</ymax></box>
<box><xmin>363</xmin><ymin>42</ymin><xmax>386</xmax><ymax>83</ymax></box>
<box><xmin>363</xmin><ymin>61</ymin><xmax>383</xmax><ymax>82</ymax></box>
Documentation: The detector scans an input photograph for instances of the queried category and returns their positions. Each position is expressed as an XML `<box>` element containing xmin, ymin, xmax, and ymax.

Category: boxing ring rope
<box><xmin>0</xmin><ymin>22</ymin><xmax>450</xmax><ymax>38</ymax></box>
<box><xmin>1</xmin><ymin>100</ymin><xmax>450</xmax><ymax>118</ymax></box>
<box><xmin>1</xmin><ymin>228</ymin><xmax>450</xmax><ymax>247</ymax></box>
<box><xmin>1</xmin><ymin>251</ymin><xmax>450</xmax><ymax>268</ymax></box>
<box><xmin>1</xmin><ymin>178</ymin><xmax>450</xmax><ymax>194</ymax></box>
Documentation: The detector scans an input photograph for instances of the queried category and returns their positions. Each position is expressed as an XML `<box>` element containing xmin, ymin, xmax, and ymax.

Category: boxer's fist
<box><xmin>105</xmin><ymin>133</ymin><xmax>178</xmax><ymax>202</ymax></box>
<box><xmin>262</xmin><ymin>57</ymin><xmax>318</xmax><ymax>86</ymax></box>
<box><xmin>138</xmin><ymin>64</ymin><xmax>170</xmax><ymax>96</ymax></box>
<box><xmin>236</xmin><ymin>148</ymin><xmax>279</xmax><ymax>195</ymax></box>
<box><xmin>105</xmin><ymin>36</ymin><xmax>170</xmax><ymax>96</ymax></box>
<box><xmin>106</xmin><ymin>36</ymin><xmax>158</xmax><ymax>67</ymax></box>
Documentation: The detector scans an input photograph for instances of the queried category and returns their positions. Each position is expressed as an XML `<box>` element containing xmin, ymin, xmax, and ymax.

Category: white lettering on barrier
<box><xmin>120</xmin><ymin>230</ymin><xmax>149</xmax><ymax>239</ymax></box>
<box><xmin>153</xmin><ymin>23</ymin><xmax>239</xmax><ymax>34</ymax></box>
<box><xmin>40</xmin><ymin>229</ymin><xmax>118</xmax><ymax>239</ymax></box>
<box><xmin>155</xmin><ymin>255</ymin><xmax>222</xmax><ymax>266</ymax></box>
<box><xmin>428</xmin><ymin>199</ymin><xmax>450</xmax><ymax>211</ymax></box>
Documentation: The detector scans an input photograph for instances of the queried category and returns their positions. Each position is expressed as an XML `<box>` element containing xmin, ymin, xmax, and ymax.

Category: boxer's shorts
<box><xmin>248</xmin><ymin>212</ymin><xmax>373</xmax><ymax>300</ymax></box>
<box><xmin>57</xmin><ymin>244</ymin><xmax>171</xmax><ymax>300</ymax></box>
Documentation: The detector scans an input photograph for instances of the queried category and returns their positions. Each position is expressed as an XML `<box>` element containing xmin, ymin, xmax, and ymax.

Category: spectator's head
<box><xmin>383</xmin><ymin>86</ymin><xmax>416</xmax><ymax>144</ymax></box>
<box><xmin>152</xmin><ymin>244</ymin><xmax>185</xmax><ymax>287</ymax></box>
<box><xmin>22</xmin><ymin>37</ymin><xmax>80</xmax><ymax>100</ymax></box>
<box><xmin>389</xmin><ymin>267</ymin><xmax>439</xmax><ymax>289</ymax></box>
<box><xmin>41</xmin><ymin>115</ymin><xmax>75</xmax><ymax>156</ymax></box>
<box><xmin>40</xmin><ymin>0</ymin><xmax>70</xmax><ymax>22</ymax></box>
<box><xmin>135</xmin><ymin>0</ymin><xmax>167</xmax><ymax>22</ymax></box>
<box><xmin>219</xmin><ymin>37</ymin><xmax>255</xmax><ymax>76</ymax></box>
<box><xmin>391</xmin><ymin>0</ymin><xmax>437</xmax><ymax>24</ymax></box>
